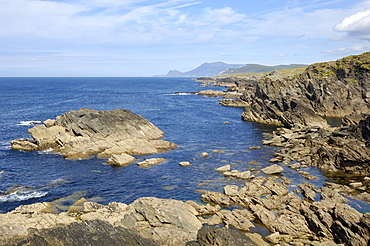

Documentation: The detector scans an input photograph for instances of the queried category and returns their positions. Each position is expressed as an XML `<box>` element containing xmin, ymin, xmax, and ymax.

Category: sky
<box><xmin>1</xmin><ymin>0</ymin><xmax>370</xmax><ymax>77</ymax></box>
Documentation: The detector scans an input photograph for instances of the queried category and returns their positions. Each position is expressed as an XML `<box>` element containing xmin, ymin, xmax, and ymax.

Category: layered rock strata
<box><xmin>1</xmin><ymin>176</ymin><xmax>368</xmax><ymax>246</ymax></box>
<box><xmin>262</xmin><ymin>115</ymin><xmax>370</xmax><ymax>175</ymax></box>
<box><xmin>11</xmin><ymin>108</ymin><xmax>176</xmax><ymax>161</ymax></box>
<box><xmin>205</xmin><ymin>52</ymin><xmax>370</xmax><ymax>128</ymax></box>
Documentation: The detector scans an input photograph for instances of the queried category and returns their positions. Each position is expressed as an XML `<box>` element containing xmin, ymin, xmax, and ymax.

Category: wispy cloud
<box><xmin>1</xmin><ymin>0</ymin><xmax>370</xmax><ymax>76</ymax></box>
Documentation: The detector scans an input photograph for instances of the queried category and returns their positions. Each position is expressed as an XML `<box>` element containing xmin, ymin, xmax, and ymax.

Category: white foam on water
<box><xmin>17</xmin><ymin>121</ymin><xmax>42</xmax><ymax>126</ymax></box>
<box><xmin>0</xmin><ymin>189</ymin><xmax>48</xmax><ymax>202</ymax></box>
<box><xmin>166</xmin><ymin>92</ymin><xmax>192</xmax><ymax>95</ymax></box>
<box><xmin>37</xmin><ymin>148</ymin><xmax>59</xmax><ymax>155</ymax></box>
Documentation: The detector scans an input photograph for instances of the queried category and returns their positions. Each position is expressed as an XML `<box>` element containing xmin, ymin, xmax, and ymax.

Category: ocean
<box><xmin>0</xmin><ymin>77</ymin><xmax>367</xmax><ymax>213</ymax></box>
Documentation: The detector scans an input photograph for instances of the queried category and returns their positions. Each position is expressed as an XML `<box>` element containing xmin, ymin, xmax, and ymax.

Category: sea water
<box><xmin>0</xmin><ymin>77</ymin><xmax>368</xmax><ymax>213</ymax></box>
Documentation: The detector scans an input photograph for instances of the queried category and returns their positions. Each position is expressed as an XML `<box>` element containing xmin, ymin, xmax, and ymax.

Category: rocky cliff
<box><xmin>239</xmin><ymin>52</ymin><xmax>370</xmax><ymax>127</ymax></box>
<box><xmin>11</xmin><ymin>108</ymin><xmax>176</xmax><ymax>162</ymax></box>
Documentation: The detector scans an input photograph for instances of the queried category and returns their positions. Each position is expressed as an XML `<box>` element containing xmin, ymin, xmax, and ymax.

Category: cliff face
<box><xmin>240</xmin><ymin>52</ymin><xmax>370</xmax><ymax>127</ymax></box>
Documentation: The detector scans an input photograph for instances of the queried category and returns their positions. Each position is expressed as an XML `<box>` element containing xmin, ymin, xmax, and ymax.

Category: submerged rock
<box><xmin>11</xmin><ymin>108</ymin><xmax>176</xmax><ymax>161</ymax></box>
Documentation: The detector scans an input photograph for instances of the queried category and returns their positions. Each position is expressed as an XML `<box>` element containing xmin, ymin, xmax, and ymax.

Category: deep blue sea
<box><xmin>0</xmin><ymin>77</ymin><xmax>368</xmax><ymax>214</ymax></box>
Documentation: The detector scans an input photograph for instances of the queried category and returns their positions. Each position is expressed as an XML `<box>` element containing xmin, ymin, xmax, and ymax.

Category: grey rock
<box><xmin>186</xmin><ymin>226</ymin><xmax>258</xmax><ymax>246</ymax></box>
<box><xmin>11</xmin><ymin>108</ymin><xmax>176</xmax><ymax>160</ymax></box>
<box><xmin>3</xmin><ymin>220</ymin><xmax>159</xmax><ymax>246</ymax></box>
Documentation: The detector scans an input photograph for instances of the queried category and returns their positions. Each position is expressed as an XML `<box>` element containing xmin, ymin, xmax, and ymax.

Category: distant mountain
<box><xmin>221</xmin><ymin>64</ymin><xmax>308</xmax><ymax>75</ymax></box>
<box><xmin>163</xmin><ymin>62</ymin><xmax>244</xmax><ymax>77</ymax></box>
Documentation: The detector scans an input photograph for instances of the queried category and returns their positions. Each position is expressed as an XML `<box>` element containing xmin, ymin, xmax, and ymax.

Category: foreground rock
<box><xmin>11</xmin><ymin>108</ymin><xmax>176</xmax><ymax>160</ymax></box>
<box><xmin>0</xmin><ymin>197</ymin><xmax>202</xmax><ymax>246</ymax></box>
<box><xmin>200</xmin><ymin>176</ymin><xmax>370</xmax><ymax>246</ymax></box>
<box><xmin>186</xmin><ymin>226</ymin><xmax>257</xmax><ymax>246</ymax></box>
<box><xmin>4</xmin><ymin>220</ymin><xmax>159</xmax><ymax>246</ymax></box>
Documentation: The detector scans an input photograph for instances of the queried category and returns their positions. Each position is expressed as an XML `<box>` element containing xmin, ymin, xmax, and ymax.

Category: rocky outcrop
<box><xmin>262</xmin><ymin>115</ymin><xmax>370</xmax><ymax>175</ymax></box>
<box><xmin>4</xmin><ymin>220</ymin><xmax>159</xmax><ymax>246</ymax></box>
<box><xmin>242</xmin><ymin>52</ymin><xmax>370</xmax><ymax>127</ymax></box>
<box><xmin>186</xmin><ymin>226</ymin><xmax>258</xmax><ymax>246</ymax></box>
<box><xmin>1</xmin><ymin>177</ymin><xmax>368</xmax><ymax>246</ymax></box>
<box><xmin>0</xmin><ymin>197</ymin><xmax>202</xmax><ymax>246</ymax></box>
<box><xmin>11</xmin><ymin>108</ymin><xmax>176</xmax><ymax>160</ymax></box>
<box><xmin>199</xmin><ymin>175</ymin><xmax>370</xmax><ymax>246</ymax></box>
<box><xmin>210</xmin><ymin>52</ymin><xmax>370</xmax><ymax>128</ymax></box>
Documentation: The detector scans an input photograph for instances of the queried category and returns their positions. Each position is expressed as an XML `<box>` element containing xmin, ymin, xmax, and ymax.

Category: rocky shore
<box><xmin>3</xmin><ymin>106</ymin><xmax>370</xmax><ymax>245</ymax></box>
<box><xmin>3</xmin><ymin>52</ymin><xmax>370</xmax><ymax>245</ymax></box>
<box><xmin>196</xmin><ymin>52</ymin><xmax>370</xmax><ymax>176</ymax></box>
<box><xmin>1</xmin><ymin>167</ymin><xmax>369</xmax><ymax>245</ymax></box>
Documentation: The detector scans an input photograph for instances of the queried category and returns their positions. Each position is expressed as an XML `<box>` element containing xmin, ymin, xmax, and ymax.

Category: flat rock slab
<box><xmin>11</xmin><ymin>108</ymin><xmax>176</xmax><ymax>160</ymax></box>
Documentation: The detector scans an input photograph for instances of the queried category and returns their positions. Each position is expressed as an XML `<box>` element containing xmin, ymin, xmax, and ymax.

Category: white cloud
<box><xmin>334</xmin><ymin>10</ymin><xmax>370</xmax><ymax>40</ymax></box>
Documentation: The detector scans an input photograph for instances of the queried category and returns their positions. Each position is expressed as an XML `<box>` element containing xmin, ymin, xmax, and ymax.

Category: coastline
<box><xmin>1</xmin><ymin>78</ymin><xmax>370</xmax><ymax>246</ymax></box>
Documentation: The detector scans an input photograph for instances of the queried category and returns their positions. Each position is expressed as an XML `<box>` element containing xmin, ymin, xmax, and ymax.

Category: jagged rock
<box><xmin>298</xmin><ymin>182</ymin><xmax>317</xmax><ymax>201</ymax></box>
<box><xmin>300</xmin><ymin>204</ymin><xmax>332</xmax><ymax>238</ymax></box>
<box><xmin>3</xmin><ymin>220</ymin><xmax>159</xmax><ymax>246</ymax></box>
<box><xmin>240</xmin><ymin>177</ymin><xmax>271</xmax><ymax>197</ymax></box>
<box><xmin>240</xmin><ymin>52</ymin><xmax>370</xmax><ymax>127</ymax></box>
<box><xmin>137</xmin><ymin>158</ymin><xmax>165</xmax><ymax>167</ymax></box>
<box><xmin>119</xmin><ymin>197</ymin><xmax>202</xmax><ymax>245</ymax></box>
<box><xmin>261</xmin><ymin>164</ymin><xmax>284</xmax><ymax>174</ymax></box>
<box><xmin>186</xmin><ymin>225</ymin><xmax>258</xmax><ymax>246</ymax></box>
<box><xmin>298</xmin><ymin>171</ymin><xmax>318</xmax><ymax>180</ymax></box>
<box><xmin>249</xmin><ymin>204</ymin><xmax>276</xmax><ymax>229</ymax></box>
<box><xmin>263</xmin><ymin>179</ymin><xmax>289</xmax><ymax>196</ymax></box>
<box><xmin>185</xmin><ymin>201</ymin><xmax>221</xmax><ymax>216</ymax></box>
<box><xmin>201</xmin><ymin>191</ymin><xmax>232</xmax><ymax>207</ymax></box>
<box><xmin>215</xmin><ymin>210</ymin><xmax>255</xmax><ymax>231</ymax></box>
<box><xmin>236</xmin><ymin>170</ymin><xmax>252</xmax><ymax>180</ymax></box>
<box><xmin>215</xmin><ymin>165</ymin><xmax>231</xmax><ymax>172</ymax></box>
<box><xmin>265</xmin><ymin>232</ymin><xmax>280</xmax><ymax>244</ymax></box>
<box><xmin>10</xmin><ymin>108</ymin><xmax>176</xmax><ymax>160</ymax></box>
<box><xmin>106</xmin><ymin>153</ymin><xmax>136</xmax><ymax>165</ymax></box>
<box><xmin>224</xmin><ymin>185</ymin><xmax>239</xmax><ymax>196</ymax></box>
<box><xmin>269</xmin><ymin>213</ymin><xmax>313</xmax><ymax>238</ymax></box>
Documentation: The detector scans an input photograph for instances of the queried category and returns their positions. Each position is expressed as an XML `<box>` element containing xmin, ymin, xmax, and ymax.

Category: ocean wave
<box><xmin>17</xmin><ymin>121</ymin><xmax>43</xmax><ymax>126</ymax></box>
<box><xmin>0</xmin><ymin>140</ymin><xmax>11</xmax><ymax>151</ymax></box>
<box><xmin>0</xmin><ymin>189</ymin><xmax>48</xmax><ymax>202</ymax></box>
<box><xmin>166</xmin><ymin>92</ymin><xmax>193</xmax><ymax>95</ymax></box>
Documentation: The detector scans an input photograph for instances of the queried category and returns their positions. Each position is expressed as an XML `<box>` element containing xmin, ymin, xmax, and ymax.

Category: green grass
<box><xmin>215</xmin><ymin>66</ymin><xmax>308</xmax><ymax>78</ymax></box>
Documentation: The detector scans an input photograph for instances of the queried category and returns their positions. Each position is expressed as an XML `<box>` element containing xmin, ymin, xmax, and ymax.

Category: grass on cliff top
<box><xmin>216</xmin><ymin>66</ymin><xmax>308</xmax><ymax>78</ymax></box>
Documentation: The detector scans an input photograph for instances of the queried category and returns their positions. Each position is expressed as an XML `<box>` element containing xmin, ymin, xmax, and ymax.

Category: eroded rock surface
<box><xmin>11</xmin><ymin>108</ymin><xmax>176</xmax><ymax>160</ymax></box>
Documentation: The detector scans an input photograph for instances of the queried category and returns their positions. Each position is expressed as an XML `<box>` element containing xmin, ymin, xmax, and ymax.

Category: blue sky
<box><xmin>1</xmin><ymin>0</ymin><xmax>370</xmax><ymax>76</ymax></box>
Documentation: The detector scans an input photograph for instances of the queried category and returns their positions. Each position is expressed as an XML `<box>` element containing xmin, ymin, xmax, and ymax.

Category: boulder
<box><xmin>215</xmin><ymin>165</ymin><xmax>231</xmax><ymax>172</ymax></box>
<box><xmin>120</xmin><ymin>197</ymin><xmax>202</xmax><ymax>245</ymax></box>
<box><xmin>106</xmin><ymin>153</ymin><xmax>136</xmax><ymax>166</ymax></box>
<box><xmin>180</xmin><ymin>161</ymin><xmax>191</xmax><ymax>166</ymax></box>
<box><xmin>186</xmin><ymin>226</ymin><xmax>258</xmax><ymax>246</ymax></box>
<box><xmin>224</xmin><ymin>185</ymin><xmax>239</xmax><ymax>196</ymax></box>
<box><xmin>137</xmin><ymin>158</ymin><xmax>165</xmax><ymax>167</ymax></box>
<box><xmin>261</xmin><ymin>164</ymin><xmax>284</xmax><ymax>175</ymax></box>
<box><xmin>3</xmin><ymin>220</ymin><xmax>159</xmax><ymax>246</ymax></box>
<box><xmin>10</xmin><ymin>108</ymin><xmax>176</xmax><ymax>160</ymax></box>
